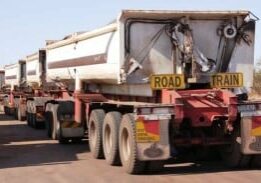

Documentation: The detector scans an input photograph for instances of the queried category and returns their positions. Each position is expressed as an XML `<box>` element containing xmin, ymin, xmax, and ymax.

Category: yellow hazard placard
<box><xmin>136</xmin><ymin>119</ymin><xmax>160</xmax><ymax>143</ymax></box>
<box><xmin>211</xmin><ymin>73</ymin><xmax>243</xmax><ymax>88</ymax></box>
<box><xmin>150</xmin><ymin>74</ymin><xmax>185</xmax><ymax>90</ymax></box>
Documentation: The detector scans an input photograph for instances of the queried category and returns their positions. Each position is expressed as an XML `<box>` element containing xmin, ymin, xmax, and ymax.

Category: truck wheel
<box><xmin>31</xmin><ymin>113</ymin><xmax>36</xmax><ymax>128</ymax></box>
<box><xmin>45</xmin><ymin>111</ymin><xmax>52</xmax><ymax>138</ymax></box>
<box><xmin>88</xmin><ymin>109</ymin><xmax>105</xmax><ymax>159</ymax></box>
<box><xmin>56</xmin><ymin>114</ymin><xmax>68</xmax><ymax>144</ymax></box>
<box><xmin>4</xmin><ymin>106</ymin><xmax>7</xmax><ymax>115</ymax></box>
<box><xmin>26</xmin><ymin>112</ymin><xmax>30</xmax><ymax>126</ymax></box>
<box><xmin>17</xmin><ymin>107</ymin><xmax>23</xmax><ymax>121</ymax></box>
<box><xmin>4</xmin><ymin>106</ymin><xmax>6</xmax><ymax>114</ymax></box>
<box><xmin>14</xmin><ymin>108</ymin><xmax>18</xmax><ymax>120</ymax></box>
<box><xmin>6</xmin><ymin>107</ymin><xmax>10</xmax><ymax>115</ymax></box>
<box><xmin>57</xmin><ymin>127</ymin><xmax>69</xmax><ymax>144</ymax></box>
<box><xmin>119</xmin><ymin>114</ymin><xmax>145</xmax><ymax>174</ymax></box>
<box><xmin>27</xmin><ymin>113</ymin><xmax>32</xmax><ymax>126</ymax></box>
<box><xmin>102</xmin><ymin>112</ymin><xmax>122</xmax><ymax>165</ymax></box>
<box><xmin>51</xmin><ymin>110</ymin><xmax>58</xmax><ymax>140</ymax></box>
<box><xmin>221</xmin><ymin>127</ymin><xmax>250</xmax><ymax>168</ymax></box>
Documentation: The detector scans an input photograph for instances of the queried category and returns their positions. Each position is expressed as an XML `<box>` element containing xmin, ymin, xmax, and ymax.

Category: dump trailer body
<box><xmin>46</xmin><ymin>25</ymin><xmax>119</xmax><ymax>84</ymax></box>
<box><xmin>4</xmin><ymin>63</ymin><xmax>20</xmax><ymax>87</ymax></box>
<box><xmin>3</xmin><ymin>61</ymin><xmax>26</xmax><ymax>115</ymax></box>
<box><xmin>0</xmin><ymin>69</ymin><xmax>4</xmax><ymax>89</ymax></box>
<box><xmin>46</xmin><ymin>10</ymin><xmax>255</xmax><ymax>97</ymax></box>
<box><xmin>26</xmin><ymin>52</ymin><xmax>41</xmax><ymax>86</ymax></box>
<box><xmin>3</xmin><ymin>50</ymin><xmax>49</xmax><ymax>123</ymax></box>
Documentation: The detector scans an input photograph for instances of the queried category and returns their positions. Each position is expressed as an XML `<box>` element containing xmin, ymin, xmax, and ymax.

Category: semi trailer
<box><xmin>3</xmin><ymin>51</ymin><xmax>52</xmax><ymax>127</ymax></box>
<box><xmin>42</xmin><ymin>10</ymin><xmax>261</xmax><ymax>174</ymax></box>
<box><xmin>3</xmin><ymin>61</ymin><xmax>26</xmax><ymax>115</ymax></box>
<box><xmin>2</xmin><ymin>10</ymin><xmax>261</xmax><ymax>174</ymax></box>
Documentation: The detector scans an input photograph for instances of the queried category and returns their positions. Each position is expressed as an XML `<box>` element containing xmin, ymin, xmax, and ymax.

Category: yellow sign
<box><xmin>211</xmin><ymin>73</ymin><xmax>243</xmax><ymax>88</ymax></box>
<box><xmin>150</xmin><ymin>74</ymin><xmax>185</xmax><ymax>90</ymax></box>
<box><xmin>251</xmin><ymin>127</ymin><xmax>261</xmax><ymax>136</ymax></box>
<box><xmin>136</xmin><ymin>119</ymin><xmax>160</xmax><ymax>143</ymax></box>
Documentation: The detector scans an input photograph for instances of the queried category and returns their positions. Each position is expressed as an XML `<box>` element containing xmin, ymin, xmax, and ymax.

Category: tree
<box><xmin>252</xmin><ymin>58</ymin><xmax>261</xmax><ymax>95</ymax></box>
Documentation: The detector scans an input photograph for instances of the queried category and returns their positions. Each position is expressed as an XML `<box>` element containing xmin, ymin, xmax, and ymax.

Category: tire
<box><xmin>57</xmin><ymin>119</ymin><xmax>69</xmax><ymax>144</ymax></box>
<box><xmin>51</xmin><ymin>110</ymin><xmax>57</xmax><ymax>140</ymax></box>
<box><xmin>88</xmin><ymin>109</ymin><xmax>105</xmax><ymax>159</ymax></box>
<box><xmin>45</xmin><ymin>111</ymin><xmax>52</xmax><ymax>138</ymax></box>
<box><xmin>220</xmin><ymin>127</ymin><xmax>251</xmax><ymax>168</ymax></box>
<box><xmin>14</xmin><ymin>108</ymin><xmax>18</xmax><ymax>120</ymax></box>
<box><xmin>17</xmin><ymin>107</ymin><xmax>22</xmax><ymax>121</ymax></box>
<box><xmin>31</xmin><ymin>113</ymin><xmax>36</xmax><ymax>128</ymax></box>
<box><xmin>28</xmin><ymin>113</ymin><xmax>32</xmax><ymax>126</ymax></box>
<box><xmin>26</xmin><ymin>112</ymin><xmax>30</xmax><ymax>126</ymax></box>
<box><xmin>6</xmin><ymin>107</ymin><xmax>10</xmax><ymax>115</ymax></box>
<box><xmin>4</xmin><ymin>106</ymin><xmax>7</xmax><ymax>115</ymax></box>
<box><xmin>102</xmin><ymin>112</ymin><xmax>122</xmax><ymax>165</ymax></box>
<box><xmin>56</xmin><ymin>113</ymin><xmax>68</xmax><ymax>144</ymax></box>
<box><xmin>119</xmin><ymin>114</ymin><xmax>146</xmax><ymax>174</ymax></box>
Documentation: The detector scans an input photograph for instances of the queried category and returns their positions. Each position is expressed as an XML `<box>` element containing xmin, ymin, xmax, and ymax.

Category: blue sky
<box><xmin>0</xmin><ymin>0</ymin><xmax>260</xmax><ymax>67</ymax></box>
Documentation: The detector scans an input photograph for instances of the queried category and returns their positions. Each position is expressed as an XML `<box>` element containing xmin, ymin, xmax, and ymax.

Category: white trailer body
<box><xmin>46</xmin><ymin>24</ymin><xmax>119</xmax><ymax>84</ymax></box>
<box><xmin>0</xmin><ymin>69</ymin><xmax>4</xmax><ymax>89</ymax></box>
<box><xmin>26</xmin><ymin>52</ymin><xmax>41</xmax><ymax>86</ymax></box>
<box><xmin>46</xmin><ymin>10</ymin><xmax>255</xmax><ymax>97</ymax></box>
<box><xmin>4</xmin><ymin>63</ymin><xmax>20</xmax><ymax>87</ymax></box>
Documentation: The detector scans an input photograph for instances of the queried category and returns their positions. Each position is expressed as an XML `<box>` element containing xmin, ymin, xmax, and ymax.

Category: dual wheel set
<box><xmin>42</xmin><ymin>104</ymin><xmax>261</xmax><ymax>173</ymax></box>
<box><xmin>14</xmin><ymin>107</ymin><xmax>23</xmax><ymax>121</ymax></box>
<box><xmin>44</xmin><ymin>105</ymin><xmax>164</xmax><ymax>174</ymax></box>
<box><xmin>88</xmin><ymin>109</ymin><xmax>164</xmax><ymax>174</ymax></box>
<box><xmin>26</xmin><ymin>112</ymin><xmax>43</xmax><ymax>129</ymax></box>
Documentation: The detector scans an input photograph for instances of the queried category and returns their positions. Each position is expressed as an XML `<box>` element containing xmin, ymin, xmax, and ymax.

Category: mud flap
<box><xmin>60</xmin><ymin>121</ymin><xmax>85</xmax><ymax>138</ymax></box>
<box><xmin>61</xmin><ymin>127</ymin><xmax>85</xmax><ymax>138</ymax></box>
<box><xmin>241</xmin><ymin>112</ymin><xmax>261</xmax><ymax>155</ymax></box>
<box><xmin>135</xmin><ymin>114</ymin><xmax>171</xmax><ymax>161</ymax></box>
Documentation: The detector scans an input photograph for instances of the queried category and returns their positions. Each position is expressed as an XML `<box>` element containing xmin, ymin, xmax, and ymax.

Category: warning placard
<box><xmin>136</xmin><ymin>119</ymin><xmax>160</xmax><ymax>143</ymax></box>
<box><xmin>150</xmin><ymin>74</ymin><xmax>185</xmax><ymax>90</ymax></box>
<box><xmin>211</xmin><ymin>73</ymin><xmax>243</xmax><ymax>88</ymax></box>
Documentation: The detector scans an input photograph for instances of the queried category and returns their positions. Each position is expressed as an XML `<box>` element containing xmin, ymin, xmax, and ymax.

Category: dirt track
<box><xmin>0</xmin><ymin>113</ymin><xmax>261</xmax><ymax>183</ymax></box>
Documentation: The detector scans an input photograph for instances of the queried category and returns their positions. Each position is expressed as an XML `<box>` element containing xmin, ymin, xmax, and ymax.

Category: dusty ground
<box><xmin>0</xmin><ymin>113</ymin><xmax>261</xmax><ymax>183</ymax></box>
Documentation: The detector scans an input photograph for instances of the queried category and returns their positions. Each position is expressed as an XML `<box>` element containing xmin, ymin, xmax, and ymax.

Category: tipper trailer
<box><xmin>42</xmin><ymin>10</ymin><xmax>261</xmax><ymax>173</ymax></box>
<box><xmin>0</xmin><ymin>69</ymin><xmax>4</xmax><ymax>89</ymax></box>
<box><xmin>3</xmin><ymin>51</ymin><xmax>52</xmax><ymax>127</ymax></box>
<box><xmin>3</xmin><ymin>61</ymin><xmax>26</xmax><ymax>115</ymax></box>
<box><xmin>2</xmin><ymin>10</ymin><xmax>261</xmax><ymax>174</ymax></box>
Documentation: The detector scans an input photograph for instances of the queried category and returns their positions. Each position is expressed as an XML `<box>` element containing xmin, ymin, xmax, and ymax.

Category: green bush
<box><xmin>252</xmin><ymin>71</ymin><xmax>261</xmax><ymax>95</ymax></box>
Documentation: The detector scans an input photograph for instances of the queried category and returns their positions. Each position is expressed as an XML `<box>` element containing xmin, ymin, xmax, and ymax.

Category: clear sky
<box><xmin>0</xmin><ymin>0</ymin><xmax>260</xmax><ymax>67</ymax></box>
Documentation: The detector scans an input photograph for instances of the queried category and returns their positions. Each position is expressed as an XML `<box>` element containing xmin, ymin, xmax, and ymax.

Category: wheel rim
<box><xmin>104</xmin><ymin>124</ymin><xmax>112</xmax><ymax>154</ymax></box>
<box><xmin>121</xmin><ymin>127</ymin><xmax>131</xmax><ymax>161</ymax></box>
<box><xmin>90</xmin><ymin>121</ymin><xmax>97</xmax><ymax>148</ymax></box>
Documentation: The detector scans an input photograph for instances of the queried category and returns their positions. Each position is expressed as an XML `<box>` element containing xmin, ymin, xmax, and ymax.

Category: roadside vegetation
<box><xmin>251</xmin><ymin>58</ymin><xmax>261</xmax><ymax>98</ymax></box>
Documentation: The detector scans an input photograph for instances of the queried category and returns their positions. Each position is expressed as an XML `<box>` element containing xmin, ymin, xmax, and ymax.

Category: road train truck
<box><xmin>41</xmin><ymin>10</ymin><xmax>261</xmax><ymax>174</ymax></box>
<box><xmin>3</xmin><ymin>10</ymin><xmax>261</xmax><ymax>174</ymax></box>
